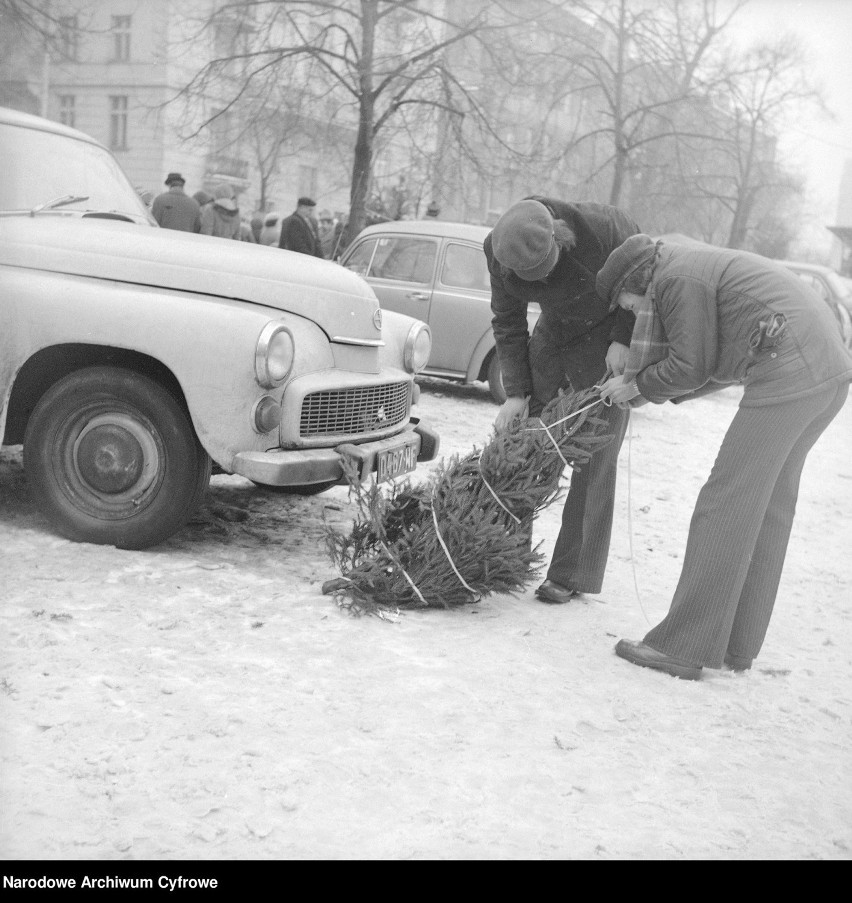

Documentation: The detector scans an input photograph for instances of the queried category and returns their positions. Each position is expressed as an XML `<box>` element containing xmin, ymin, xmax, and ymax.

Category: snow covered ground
<box><xmin>1</xmin><ymin>378</ymin><xmax>850</xmax><ymax>860</ymax></box>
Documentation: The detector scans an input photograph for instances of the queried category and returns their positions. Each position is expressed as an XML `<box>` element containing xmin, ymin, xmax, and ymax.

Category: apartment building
<box><xmin>0</xmin><ymin>0</ymin><xmax>353</xmax><ymax>216</ymax></box>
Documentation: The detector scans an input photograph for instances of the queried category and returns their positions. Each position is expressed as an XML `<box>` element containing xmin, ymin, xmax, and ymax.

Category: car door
<box><xmin>351</xmin><ymin>233</ymin><xmax>439</xmax><ymax>334</ymax></box>
<box><xmin>425</xmin><ymin>239</ymin><xmax>494</xmax><ymax>375</ymax></box>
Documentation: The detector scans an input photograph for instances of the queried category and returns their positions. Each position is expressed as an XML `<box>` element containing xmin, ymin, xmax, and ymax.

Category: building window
<box><xmin>112</xmin><ymin>15</ymin><xmax>131</xmax><ymax>61</ymax></box>
<box><xmin>59</xmin><ymin>95</ymin><xmax>76</xmax><ymax>128</ymax></box>
<box><xmin>58</xmin><ymin>16</ymin><xmax>79</xmax><ymax>60</ymax></box>
<box><xmin>298</xmin><ymin>164</ymin><xmax>317</xmax><ymax>201</ymax></box>
<box><xmin>109</xmin><ymin>95</ymin><xmax>129</xmax><ymax>150</ymax></box>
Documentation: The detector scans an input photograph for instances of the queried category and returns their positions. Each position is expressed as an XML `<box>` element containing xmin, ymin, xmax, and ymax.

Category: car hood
<box><xmin>0</xmin><ymin>216</ymin><xmax>382</xmax><ymax>342</ymax></box>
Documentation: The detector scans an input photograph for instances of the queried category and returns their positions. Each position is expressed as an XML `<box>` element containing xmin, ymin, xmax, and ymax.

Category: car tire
<box><xmin>250</xmin><ymin>480</ymin><xmax>338</xmax><ymax>496</ymax></box>
<box><xmin>24</xmin><ymin>366</ymin><xmax>211</xmax><ymax>550</ymax></box>
<box><xmin>487</xmin><ymin>353</ymin><xmax>507</xmax><ymax>404</ymax></box>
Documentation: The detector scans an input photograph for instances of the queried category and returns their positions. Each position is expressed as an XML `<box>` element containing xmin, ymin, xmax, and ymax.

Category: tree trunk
<box><xmin>347</xmin><ymin>115</ymin><xmax>373</xmax><ymax>247</ymax></box>
<box><xmin>343</xmin><ymin>0</ymin><xmax>378</xmax><ymax>250</ymax></box>
<box><xmin>609</xmin><ymin>145</ymin><xmax>627</xmax><ymax>206</ymax></box>
<box><xmin>608</xmin><ymin>0</ymin><xmax>628</xmax><ymax>207</ymax></box>
<box><xmin>727</xmin><ymin>193</ymin><xmax>754</xmax><ymax>248</ymax></box>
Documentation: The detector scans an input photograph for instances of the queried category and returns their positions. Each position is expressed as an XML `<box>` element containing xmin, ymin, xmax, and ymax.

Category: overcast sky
<box><xmin>725</xmin><ymin>0</ymin><xmax>852</xmax><ymax>253</ymax></box>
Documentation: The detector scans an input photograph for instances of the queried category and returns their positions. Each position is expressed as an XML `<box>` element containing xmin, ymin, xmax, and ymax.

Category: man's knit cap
<box><xmin>491</xmin><ymin>199</ymin><xmax>559</xmax><ymax>281</ymax></box>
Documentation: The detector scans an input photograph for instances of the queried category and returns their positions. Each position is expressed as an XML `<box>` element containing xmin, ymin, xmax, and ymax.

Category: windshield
<box><xmin>0</xmin><ymin>122</ymin><xmax>153</xmax><ymax>224</ymax></box>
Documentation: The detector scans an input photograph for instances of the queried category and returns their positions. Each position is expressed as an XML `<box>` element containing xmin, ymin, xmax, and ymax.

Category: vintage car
<box><xmin>777</xmin><ymin>260</ymin><xmax>852</xmax><ymax>349</ymax></box>
<box><xmin>340</xmin><ymin>220</ymin><xmax>541</xmax><ymax>403</ymax></box>
<box><xmin>0</xmin><ymin>107</ymin><xmax>439</xmax><ymax>549</ymax></box>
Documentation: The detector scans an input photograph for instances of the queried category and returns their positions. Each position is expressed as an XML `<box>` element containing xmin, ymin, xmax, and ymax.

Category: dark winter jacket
<box><xmin>151</xmin><ymin>187</ymin><xmax>201</xmax><ymax>233</ymax></box>
<box><xmin>278</xmin><ymin>211</ymin><xmax>325</xmax><ymax>257</ymax></box>
<box><xmin>486</xmin><ymin>197</ymin><xmax>639</xmax><ymax>396</ymax></box>
<box><xmin>637</xmin><ymin>243</ymin><xmax>852</xmax><ymax>407</ymax></box>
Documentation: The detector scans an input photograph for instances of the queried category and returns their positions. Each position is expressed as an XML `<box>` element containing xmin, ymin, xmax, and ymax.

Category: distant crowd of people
<box><xmin>144</xmin><ymin>171</ymin><xmax>349</xmax><ymax>260</ymax></box>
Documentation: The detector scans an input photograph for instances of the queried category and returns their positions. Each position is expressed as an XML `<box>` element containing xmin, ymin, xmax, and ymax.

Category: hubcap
<box><xmin>72</xmin><ymin>413</ymin><xmax>159</xmax><ymax>499</ymax></box>
<box><xmin>76</xmin><ymin>424</ymin><xmax>144</xmax><ymax>493</ymax></box>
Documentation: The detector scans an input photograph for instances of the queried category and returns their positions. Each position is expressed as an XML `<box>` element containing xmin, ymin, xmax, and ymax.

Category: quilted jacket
<box><xmin>637</xmin><ymin>243</ymin><xmax>852</xmax><ymax>407</ymax></box>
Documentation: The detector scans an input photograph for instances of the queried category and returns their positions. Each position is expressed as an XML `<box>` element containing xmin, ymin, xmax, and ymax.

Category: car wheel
<box><xmin>24</xmin><ymin>366</ymin><xmax>211</xmax><ymax>549</ymax></box>
<box><xmin>487</xmin><ymin>353</ymin><xmax>507</xmax><ymax>404</ymax></box>
<box><xmin>250</xmin><ymin>480</ymin><xmax>338</xmax><ymax>496</ymax></box>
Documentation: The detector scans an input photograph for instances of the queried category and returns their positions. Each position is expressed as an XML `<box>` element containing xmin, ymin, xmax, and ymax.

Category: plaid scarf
<box><xmin>623</xmin><ymin>284</ymin><xmax>668</xmax><ymax>408</ymax></box>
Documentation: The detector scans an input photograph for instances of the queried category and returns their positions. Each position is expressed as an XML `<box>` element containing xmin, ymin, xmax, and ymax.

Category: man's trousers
<box><xmin>529</xmin><ymin>333</ymin><xmax>630</xmax><ymax>594</ymax></box>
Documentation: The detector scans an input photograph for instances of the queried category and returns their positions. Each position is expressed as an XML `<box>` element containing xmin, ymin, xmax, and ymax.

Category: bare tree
<box><xmin>0</xmin><ymin>0</ymin><xmax>97</xmax><ymax>114</ymax></box>
<box><xmin>173</xmin><ymin>0</ymin><xmax>499</xmax><ymax>246</ymax></box>
<box><xmin>1</xmin><ymin>0</ymin><xmax>71</xmax><ymax>43</ymax></box>
<box><xmin>704</xmin><ymin>36</ymin><xmax>824</xmax><ymax>248</ymax></box>
<box><xmin>534</xmin><ymin>0</ymin><xmax>746</xmax><ymax>206</ymax></box>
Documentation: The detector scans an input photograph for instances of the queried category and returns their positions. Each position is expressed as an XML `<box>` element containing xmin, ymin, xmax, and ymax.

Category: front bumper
<box><xmin>230</xmin><ymin>418</ymin><xmax>440</xmax><ymax>487</ymax></box>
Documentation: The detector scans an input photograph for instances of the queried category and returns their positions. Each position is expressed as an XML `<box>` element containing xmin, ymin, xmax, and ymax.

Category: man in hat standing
<box><xmin>278</xmin><ymin>197</ymin><xmax>325</xmax><ymax>258</ymax></box>
<box><xmin>151</xmin><ymin>173</ymin><xmax>201</xmax><ymax>233</ymax></box>
<box><xmin>486</xmin><ymin>196</ymin><xmax>639</xmax><ymax>605</ymax></box>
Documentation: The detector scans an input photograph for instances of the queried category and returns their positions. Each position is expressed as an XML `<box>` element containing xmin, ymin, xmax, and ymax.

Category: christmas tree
<box><xmin>322</xmin><ymin>385</ymin><xmax>613</xmax><ymax>615</ymax></box>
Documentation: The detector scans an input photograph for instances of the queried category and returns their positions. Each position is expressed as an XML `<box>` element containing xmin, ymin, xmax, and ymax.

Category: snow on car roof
<box><xmin>0</xmin><ymin>105</ymin><xmax>106</xmax><ymax>148</ymax></box>
<box><xmin>357</xmin><ymin>219</ymin><xmax>492</xmax><ymax>243</ymax></box>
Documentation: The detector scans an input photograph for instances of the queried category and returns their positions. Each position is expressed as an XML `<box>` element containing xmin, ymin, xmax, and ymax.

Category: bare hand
<box><xmin>605</xmin><ymin>341</ymin><xmax>630</xmax><ymax>377</ymax></box>
<box><xmin>494</xmin><ymin>396</ymin><xmax>529</xmax><ymax>431</ymax></box>
<box><xmin>598</xmin><ymin>374</ymin><xmax>640</xmax><ymax>408</ymax></box>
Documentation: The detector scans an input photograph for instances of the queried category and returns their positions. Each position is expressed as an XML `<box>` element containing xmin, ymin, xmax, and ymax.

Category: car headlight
<box><xmin>404</xmin><ymin>322</ymin><xmax>431</xmax><ymax>373</ymax></box>
<box><xmin>255</xmin><ymin>322</ymin><xmax>294</xmax><ymax>387</ymax></box>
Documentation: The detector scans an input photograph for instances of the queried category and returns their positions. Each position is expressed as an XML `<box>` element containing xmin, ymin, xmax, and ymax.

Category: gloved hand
<box><xmin>494</xmin><ymin>395</ymin><xmax>529</xmax><ymax>431</ymax></box>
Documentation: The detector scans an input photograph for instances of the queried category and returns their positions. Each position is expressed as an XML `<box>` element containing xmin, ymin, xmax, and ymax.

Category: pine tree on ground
<box><xmin>323</xmin><ymin>385</ymin><xmax>614</xmax><ymax>615</ymax></box>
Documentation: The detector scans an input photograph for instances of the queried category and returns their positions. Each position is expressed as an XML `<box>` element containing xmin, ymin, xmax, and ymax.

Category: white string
<box><xmin>537</xmin><ymin>417</ymin><xmax>573</xmax><ymax>472</ymax></box>
<box><xmin>626</xmin><ymin>414</ymin><xmax>652</xmax><ymax>626</ymax></box>
<box><xmin>478</xmin><ymin>461</ymin><xmax>521</xmax><ymax>524</ymax></box>
<box><xmin>521</xmin><ymin>397</ymin><xmax>604</xmax><ymax>433</ymax></box>
<box><xmin>379</xmin><ymin>538</ymin><xmax>429</xmax><ymax>606</ymax></box>
<box><xmin>431</xmin><ymin>503</ymin><xmax>481</xmax><ymax>600</ymax></box>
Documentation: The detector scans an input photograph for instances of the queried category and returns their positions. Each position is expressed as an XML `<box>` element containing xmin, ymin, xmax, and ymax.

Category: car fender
<box><xmin>0</xmin><ymin>267</ymin><xmax>337</xmax><ymax>470</ymax></box>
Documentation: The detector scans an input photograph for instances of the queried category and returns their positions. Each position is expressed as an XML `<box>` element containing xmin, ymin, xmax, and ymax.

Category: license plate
<box><xmin>377</xmin><ymin>440</ymin><xmax>417</xmax><ymax>483</ymax></box>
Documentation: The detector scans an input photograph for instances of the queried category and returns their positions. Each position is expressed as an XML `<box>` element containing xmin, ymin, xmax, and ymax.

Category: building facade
<box><xmin>0</xmin><ymin>0</ymin><xmax>354</xmax><ymax>218</ymax></box>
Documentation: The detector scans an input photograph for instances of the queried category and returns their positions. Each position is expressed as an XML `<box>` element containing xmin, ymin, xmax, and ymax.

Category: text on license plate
<box><xmin>377</xmin><ymin>442</ymin><xmax>417</xmax><ymax>482</ymax></box>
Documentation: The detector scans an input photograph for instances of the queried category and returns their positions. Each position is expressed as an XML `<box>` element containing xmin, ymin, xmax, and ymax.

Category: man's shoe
<box><xmin>724</xmin><ymin>653</ymin><xmax>752</xmax><ymax>672</ymax></box>
<box><xmin>535</xmin><ymin>579</ymin><xmax>578</xmax><ymax>604</ymax></box>
<box><xmin>614</xmin><ymin>639</ymin><xmax>702</xmax><ymax>681</ymax></box>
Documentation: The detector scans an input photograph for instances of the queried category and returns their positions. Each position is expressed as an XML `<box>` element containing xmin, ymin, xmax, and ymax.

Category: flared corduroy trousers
<box><xmin>643</xmin><ymin>382</ymin><xmax>848</xmax><ymax>668</ymax></box>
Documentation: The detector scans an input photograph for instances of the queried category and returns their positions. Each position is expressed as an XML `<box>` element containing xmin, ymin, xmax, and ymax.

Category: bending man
<box><xmin>486</xmin><ymin>197</ymin><xmax>639</xmax><ymax>604</ymax></box>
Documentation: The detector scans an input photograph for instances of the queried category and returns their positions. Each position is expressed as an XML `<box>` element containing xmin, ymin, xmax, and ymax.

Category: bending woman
<box><xmin>597</xmin><ymin>234</ymin><xmax>852</xmax><ymax>680</ymax></box>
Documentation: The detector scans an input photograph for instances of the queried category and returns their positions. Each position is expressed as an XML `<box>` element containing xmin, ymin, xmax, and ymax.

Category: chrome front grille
<box><xmin>300</xmin><ymin>381</ymin><xmax>410</xmax><ymax>438</ymax></box>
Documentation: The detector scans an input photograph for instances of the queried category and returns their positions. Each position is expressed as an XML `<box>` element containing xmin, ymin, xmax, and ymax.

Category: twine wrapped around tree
<box><xmin>322</xmin><ymin>385</ymin><xmax>614</xmax><ymax>614</ymax></box>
